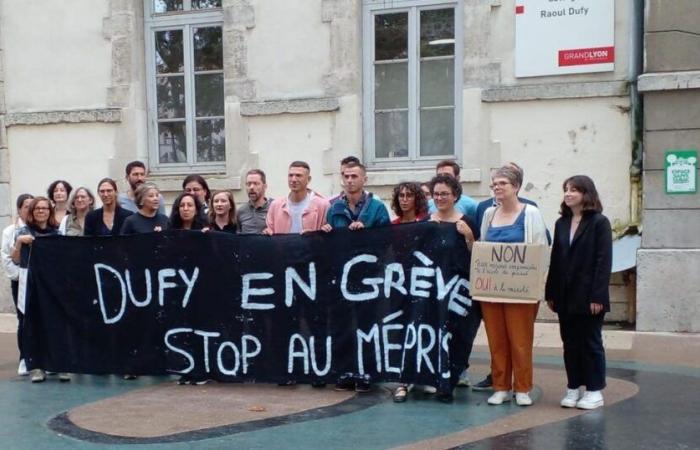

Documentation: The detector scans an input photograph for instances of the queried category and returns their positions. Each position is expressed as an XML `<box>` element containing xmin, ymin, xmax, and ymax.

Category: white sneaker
<box><xmin>30</xmin><ymin>369</ymin><xmax>46</xmax><ymax>383</ymax></box>
<box><xmin>487</xmin><ymin>390</ymin><xmax>512</xmax><ymax>405</ymax></box>
<box><xmin>515</xmin><ymin>392</ymin><xmax>533</xmax><ymax>406</ymax></box>
<box><xmin>17</xmin><ymin>359</ymin><xmax>28</xmax><ymax>376</ymax></box>
<box><xmin>576</xmin><ymin>390</ymin><xmax>604</xmax><ymax>410</ymax></box>
<box><xmin>420</xmin><ymin>385</ymin><xmax>437</xmax><ymax>394</ymax></box>
<box><xmin>560</xmin><ymin>388</ymin><xmax>581</xmax><ymax>408</ymax></box>
<box><xmin>456</xmin><ymin>369</ymin><xmax>471</xmax><ymax>387</ymax></box>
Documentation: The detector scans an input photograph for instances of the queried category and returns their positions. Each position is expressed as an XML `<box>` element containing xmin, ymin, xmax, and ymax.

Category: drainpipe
<box><xmin>626</xmin><ymin>0</ymin><xmax>645</xmax><ymax>235</ymax></box>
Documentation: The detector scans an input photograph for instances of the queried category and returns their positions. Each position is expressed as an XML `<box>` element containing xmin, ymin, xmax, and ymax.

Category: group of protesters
<box><xmin>1</xmin><ymin>156</ymin><xmax>612</xmax><ymax>411</ymax></box>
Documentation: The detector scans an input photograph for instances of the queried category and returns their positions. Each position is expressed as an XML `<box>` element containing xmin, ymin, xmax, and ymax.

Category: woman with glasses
<box><xmin>390</xmin><ymin>182</ymin><xmax>428</xmax><ymax>224</ymax></box>
<box><xmin>85</xmin><ymin>178</ymin><xmax>133</xmax><ymax>237</ymax></box>
<box><xmin>182</xmin><ymin>174</ymin><xmax>211</xmax><ymax>216</ymax></box>
<box><xmin>479</xmin><ymin>165</ymin><xmax>548</xmax><ymax>407</ymax></box>
<box><xmin>10</xmin><ymin>197</ymin><xmax>66</xmax><ymax>383</ymax></box>
<box><xmin>393</xmin><ymin>174</ymin><xmax>477</xmax><ymax>403</ymax></box>
<box><xmin>59</xmin><ymin>187</ymin><xmax>96</xmax><ymax>236</ymax></box>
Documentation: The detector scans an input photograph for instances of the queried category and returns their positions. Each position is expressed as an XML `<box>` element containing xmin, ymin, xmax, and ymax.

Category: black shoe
<box><xmin>278</xmin><ymin>380</ymin><xmax>296</xmax><ymax>386</ymax></box>
<box><xmin>355</xmin><ymin>381</ymin><xmax>371</xmax><ymax>393</ymax></box>
<box><xmin>311</xmin><ymin>381</ymin><xmax>326</xmax><ymax>388</ymax></box>
<box><xmin>472</xmin><ymin>374</ymin><xmax>493</xmax><ymax>391</ymax></box>
<box><xmin>123</xmin><ymin>374</ymin><xmax>137</xmax><ymax>380</ymax></box>
<box><xmin>437</xmin><ymin>391</ymin><xmax>454</xmax><ymax>403</ymax></box>
<box><xmin>334</xmin><ymin>373</ymin><xmax>354</xmax><ymax>391</ymax></box>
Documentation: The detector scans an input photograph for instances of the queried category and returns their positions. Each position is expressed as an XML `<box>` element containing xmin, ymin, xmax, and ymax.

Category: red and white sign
<box><xmin>515</xmin><ymin>1</ymin><xmax>615</xmax><ymax>77</ymax></box>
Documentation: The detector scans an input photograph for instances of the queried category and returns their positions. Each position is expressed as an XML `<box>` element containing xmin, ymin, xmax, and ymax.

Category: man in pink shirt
<box><xmin>264</xmin><ymin>161</ymin><xmax>329</xmax><ymax>235</ymax></box>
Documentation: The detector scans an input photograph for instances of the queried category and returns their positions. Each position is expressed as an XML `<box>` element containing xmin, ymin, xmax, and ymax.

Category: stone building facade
<box><xmin>637</xmin><ymin>0</ymin><xmax>700</xmax><ymax>332</ymax></box>
<box><xmin>1</xmin><ymin>1</ymin><xmax>643</xmax><ymax>323</ymax></box>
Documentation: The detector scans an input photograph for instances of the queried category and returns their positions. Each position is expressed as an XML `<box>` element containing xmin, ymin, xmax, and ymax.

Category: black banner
<box><xmin>23</xmin><ymin>223</ymin><xmax>475</xmax><ymax>390</ymax></box>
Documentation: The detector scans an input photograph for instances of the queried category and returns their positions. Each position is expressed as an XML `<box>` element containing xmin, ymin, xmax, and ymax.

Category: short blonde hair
<box><xmin>134</xmin><ymin>182</ymin><xmax>159</xmax><ymax>209</ymax></box>
<box><xmin>492</xmin><ymin>165</ymin><xmax>523</xmax><ymax>189</ymax></box>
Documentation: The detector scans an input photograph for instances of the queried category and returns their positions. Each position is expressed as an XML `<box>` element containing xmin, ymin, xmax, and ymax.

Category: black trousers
<box><xmin>11</xmin><ymin>280</ymin><xmax>24</xmax><ymax>360</ymax></box>
<box><xmin>558</xmin><ymin>312</ymin><xmax>606</xmax><ymax>391</ymax></box>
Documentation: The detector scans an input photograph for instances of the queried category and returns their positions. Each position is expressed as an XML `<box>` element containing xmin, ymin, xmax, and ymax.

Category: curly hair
<box><xmin>430</xmin><ymin>173</ymin><xmax>462</xmax><ymax>203</ymax></box>
<box><xmin>47</xmin><ymin>180</ymin><xmax>73</xmax><ymax>202</ymax></box>
<box><xmin>391</xmin><ymin>182</ymin><xmax>428</xmax><ymax>218</ymax></box>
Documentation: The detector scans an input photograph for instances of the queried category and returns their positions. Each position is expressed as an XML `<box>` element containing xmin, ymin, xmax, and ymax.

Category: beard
<box><xmin>247</xmin><ymin>191</ymin><xmax>260</xmax><ymax>202</ymax></box>
<box><xmin>129</xmin><ymin>179</ymin><xmax>144</xmax><ymax>191</ymax></box>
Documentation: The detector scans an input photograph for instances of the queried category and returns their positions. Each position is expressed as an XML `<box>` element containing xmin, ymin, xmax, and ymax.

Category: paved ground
<box><xmin>1</xmin><ymin>317</ymin><xmax>699</xmax><ymax>449</ymax></box>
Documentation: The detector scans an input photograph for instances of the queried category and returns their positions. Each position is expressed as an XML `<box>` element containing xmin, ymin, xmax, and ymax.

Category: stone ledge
<box><xmin>5</xmin><ymin>108</ymin><xmax>122</xmax><ymax>126</ymax></box>
<box><xmin>638</xmin><ymin>71</ymin><xmax>700</xmax><ymax>92</ymax></box>
<box><xmin>240</xmin><ymin>97</ymin><xmax>339</xmax><ymax>116</ymax></box>
<box><xmin>481</xmin><ymin>81</ymin><xmax>629</xmax><ymax>103</ymax></box>
<box><xmin>367</xmin><ymin>168</ymin><xmax>481</xmax><ymax>186</ymax></box>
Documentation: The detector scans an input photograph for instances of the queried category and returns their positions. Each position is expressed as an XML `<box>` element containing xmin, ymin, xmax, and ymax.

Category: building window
<box><xmin>363</xmin><ymin>1</ymin><xmax>462</xmax><ymax>168</ymax></box>
<box><xmin>145</xmin><ymin>1</ymin><xmax>225</xmax><ymax>172</ymax></box>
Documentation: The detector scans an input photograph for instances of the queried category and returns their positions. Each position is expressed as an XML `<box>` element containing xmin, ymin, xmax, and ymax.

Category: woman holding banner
<box><xmin>169</xmin><ymin>192</ymin><xmax>209</xmax><ymax>231</ymax></box>
<box><xmin>120</xmin><ymin>183</ymin><xmax>170</xmax><ymax>235</ymax></box>
<box><xmin>208</xmin><ymin>190</ymin><xmax>238</xmax><ymax>233</ymax></box>
<box><xmin>392</xmin><ymin>174</ymin><xmax>476</xmax><ymax>403</ymax></box>
<box><xmin>10</xmin><ymin>197</ymin><xmax>65</xmax><ymax>383</ymax></box>
<box><xmin>479</xmin><ymin>165</ymin><xmax>548</xmax><ymax>407</ymax></box>
<box><xmin>545</xmin><ymin>175</ymin><xmax>612</xmax><ymax>410</ymax></box>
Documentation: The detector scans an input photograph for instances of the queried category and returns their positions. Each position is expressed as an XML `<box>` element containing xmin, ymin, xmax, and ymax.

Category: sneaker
<box><xmin>472</xmin><ymin>374</ymin><xmax>493</xmax><ymax>391</ymax></box>
<box><xmin>58</xmin><ymin>373</ymin><xmax>71</xmax><ymax>382</ymax></box>
<box><xmin>311</xmin><ymin>381</ymin><xmax>327</xmax><ymax>388</ymax></box>
<box><xmin>30</xmin><ymin>369</ymin><xmax>46</xmax><ymax>383</ymax></box>
<box><xmin>487</xmin><ymin>390</ymin><xmax>512</xmax><ymax>405</ymax></box>
<box><xmin>560</xmin><ymin>388</ymin><xmax>581</xmax><ymax>408</ymax></box>
<box><xmin>456</xmin><ymin>369</ymin><xmax>471</xmax><ymax>387</ymax></box>
<box><xmin>576</xmin><ymin>390</ymin><xmax>604</xmax><ymax>410</ymax></box>
<box><xmin>17</xmin><ymin>359</ymin><xmax>28</xmax><ymax>376</ymax></box>
<box><xmin>515</xmin><ymin>392</ymin><xmax>533</xmax><ymax>406</ymax></box>
<box><xmin>122</xmin><ymin>374</ymin><xmax>137</xmax><ymax>380</ymax></box>
<box><xmin>420</xmin><ymin>385</ymin><xmax>437</xmax><ymax>394</ymax></box>
<box><xmin>277</xmin><ymin>380</ymin><xmax>296</xmax><ymax>386</ymax></box>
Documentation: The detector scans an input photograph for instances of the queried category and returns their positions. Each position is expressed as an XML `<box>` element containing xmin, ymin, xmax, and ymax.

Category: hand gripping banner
<box><xmin>22</xmin><ymin>222</ymin><xmax>475</xmax><ymax>391</ymax></box>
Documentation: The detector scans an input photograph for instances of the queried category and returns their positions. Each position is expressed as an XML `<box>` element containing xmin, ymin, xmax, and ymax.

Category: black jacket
<box><xmin>545</xmin><ymin>211</ymin><xmax>612</xmax><ymax>315</ymax></box>
<box><xmin>84</xmin><ymin>207</ymin><xmax>133</xmax><ymax>236</ymax></box>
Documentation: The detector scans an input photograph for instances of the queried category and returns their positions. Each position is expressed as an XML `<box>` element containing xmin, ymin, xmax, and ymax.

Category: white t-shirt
<box><xmin>288</xmin><ymin>193</ymin><xmax>312</xmax><ymax>234</ymax></box>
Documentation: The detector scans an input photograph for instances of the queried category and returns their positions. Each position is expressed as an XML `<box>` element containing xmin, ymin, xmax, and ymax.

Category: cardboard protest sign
<box><xmin>469</xmin><ymin>242</ymin><xmax>550</xmax><ymax>303</ymax></box>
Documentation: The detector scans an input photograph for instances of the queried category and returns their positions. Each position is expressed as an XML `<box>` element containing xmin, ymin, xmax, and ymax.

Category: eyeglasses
<box><xmin>433</xmin><ymin>192</ymin><xmax>453</xmax><ymax>198</ymax></box>
<box><xmin>489</xmin><ymin>181</ymin><xmax>512</xmax><ymax>190</ymax></box>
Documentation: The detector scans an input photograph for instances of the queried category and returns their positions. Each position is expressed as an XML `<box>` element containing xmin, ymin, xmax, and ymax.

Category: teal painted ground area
<box><xmin>2</xmin><ymin>355</ymin><xmax>700</xmax><ymax>449</ymax></box>
<box><xmin>0</xmin><ymin>371</ymin><xmax>524</xmax><ymax>449</ymax></box>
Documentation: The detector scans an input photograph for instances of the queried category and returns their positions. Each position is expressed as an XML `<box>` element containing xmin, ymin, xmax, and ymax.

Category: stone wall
<box><xmin>637</xmin><ymin>0</ymin><xmax>700</xmax><ymax>331</ymax></box>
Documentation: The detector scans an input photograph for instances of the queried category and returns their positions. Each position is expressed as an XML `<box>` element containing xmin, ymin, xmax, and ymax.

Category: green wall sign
<box><xmin>665</xmin><ymin>150</ymin><xmax>697</xmax><ymax>194</ymax></box>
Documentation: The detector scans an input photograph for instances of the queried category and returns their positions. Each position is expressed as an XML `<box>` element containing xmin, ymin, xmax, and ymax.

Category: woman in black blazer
<box><xmin>84</xmin><ymin>178</ymin><xmax>133</xmax><ymax>236</ymax></box>
<box><xmin>545</xmin><ymin>175</ymin><xmax>612</xmax><ymax>411</ymax></box>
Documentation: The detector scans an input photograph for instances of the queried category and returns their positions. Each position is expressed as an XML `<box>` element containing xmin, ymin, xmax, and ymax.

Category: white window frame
<box><xmin>144</xmin><ymin>1</ymin><xmax>225</xmax><ymax>174</ymax></box>
<box><xmin>362</xmin><ymin>0</ymin><xmax>463</xmax><ymax>169</ymax></box>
